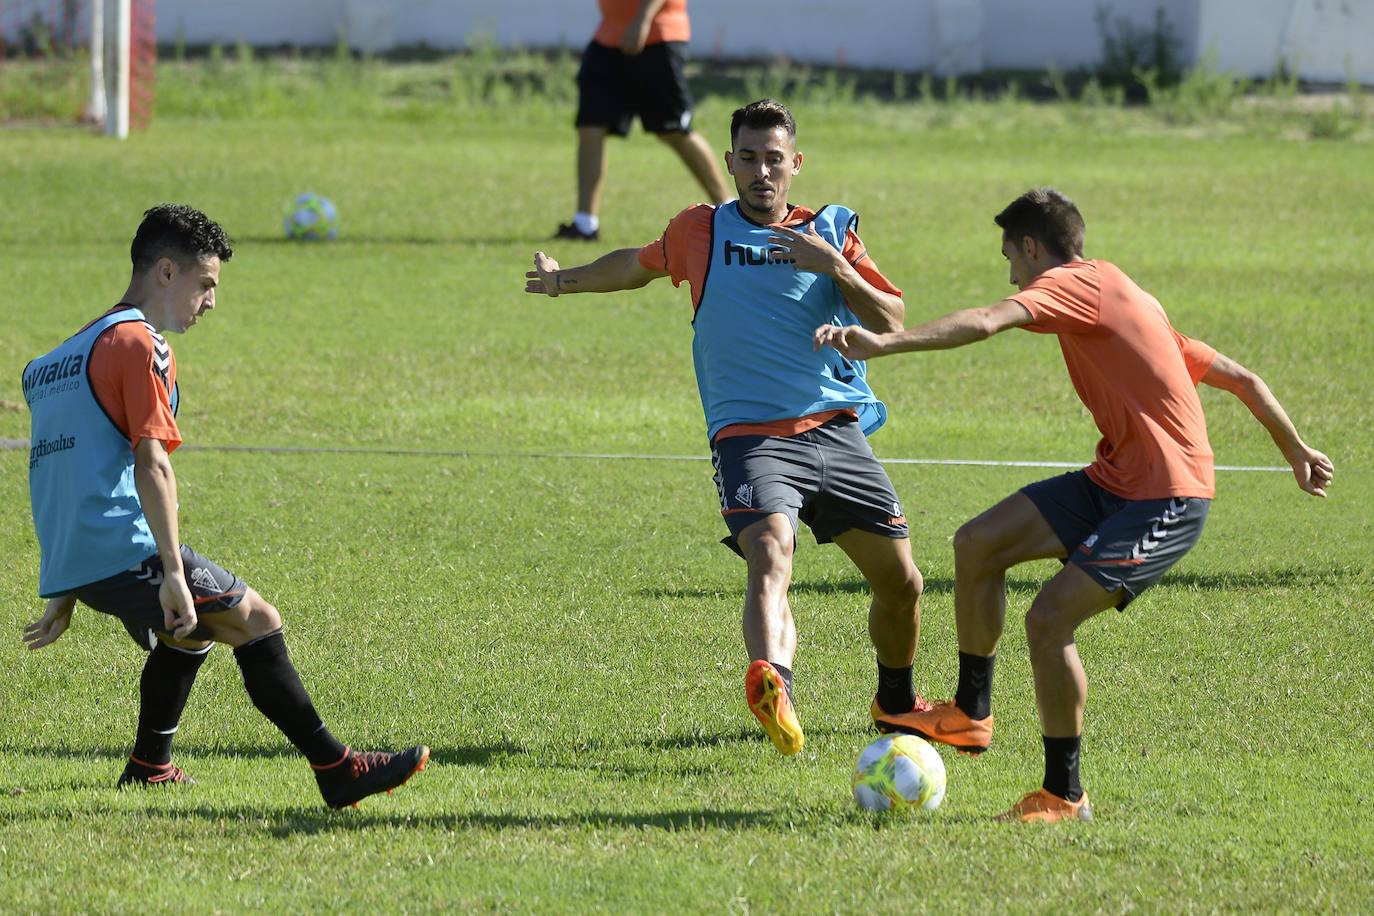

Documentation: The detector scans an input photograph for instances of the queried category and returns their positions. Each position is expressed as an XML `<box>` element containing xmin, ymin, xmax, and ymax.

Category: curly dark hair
<box><xmin>130</xmin><ymin>204</ymin><xmax>233</xmax><ymax>274</ymax></box>
<box><xmin>994</xmin><ymin>188</ymin><xmax>1085</xmax><ymax>262</ymax></box>
<box><xmin>730</xmin><ymin>98</ymin><xmax>797</xmax><ymax>148</ymax></box>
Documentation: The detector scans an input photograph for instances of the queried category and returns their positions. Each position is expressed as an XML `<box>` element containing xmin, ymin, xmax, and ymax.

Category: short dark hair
<box><xmin>730</xmin><ymin>98</ymin><xmax>796</xmax><ymax>148</ymax></box>
<box><xmin>994</xmin><ymin>188</ymin><xmax>1085</xmax><ymax>261</ymax></box>
<box><xmin>130</xmin><ymin>204</ymin><xmax>233</xmax><ymax>274</ymax></box>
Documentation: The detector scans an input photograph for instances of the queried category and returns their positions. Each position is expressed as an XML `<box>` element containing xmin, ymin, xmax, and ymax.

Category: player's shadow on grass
<box><xmin>19</xmin><ymin>740</ymin><xmax>519</xmax><ymax>772</ymax></box>
<box><xmin>252</xmin><ymin>806</ymin><xmax>781</xmax><ymax>836</ymax></box>
<box><xmin>422</xmin><ymin>734</ymin><xmax>775</xmax><ymax>780</ymax></box>
<box><xmin>9</xmin><ymin>739</ymin><xmax>995</xmax><ymax>832</ymax></box>
<box><xmin>427</xmin><ymin>741</ymin><xmax>525</xmax><ymax>768</ymax></box>
<box><xmin>573</xmin><ymin>722</ymin><xmax>880</xmax><ymax>761</ymax></box>
<box><xmin>20</xmin><ymin>742</ymin><xmax>306</xmax><ymax>762</ymax></box>
<box><xmin>646</xmin><ymin>566</ymin><xmax>1346</xmax><ymax>603</ymax></box>
<box><xmin>204</xmin><ymin>802</ymin><xmax>990</xmax><ymax>835</ymax></box>
<box><xmin>1159</xmin><ymin>567</ymin><xmax>1347</xmax><ymax>591</ymax></box>
<box><xmin>636</xmin><ymin>725</ymin><xmax>767</xmax><ymax>751</ymax></box>
<box><xmin>554</xmin><ymin>726</ymin><xmax>792</xmax><ymax>764</ymax></box>
<box><xmin>634</xmin><ymin>722</ymin><xmax>874</xmax><ymax>754</ymax></box>
<box><xmin>639</xmin><ymin>576</ymin><xmax>1055</xmax><ymax>600</ymax></box>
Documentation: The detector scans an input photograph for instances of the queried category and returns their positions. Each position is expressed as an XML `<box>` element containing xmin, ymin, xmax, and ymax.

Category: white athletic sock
<box><xmin>573</xmin><ymin>211</ymin><xmax>599</xmax><ymax>235</ymax></box>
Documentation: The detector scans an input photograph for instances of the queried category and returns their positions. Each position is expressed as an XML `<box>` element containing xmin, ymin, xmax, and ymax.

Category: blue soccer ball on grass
<box><xmin>284</xmin><ymin>192</ymin><xmax>339</xmax><ymax>241</ymax></box>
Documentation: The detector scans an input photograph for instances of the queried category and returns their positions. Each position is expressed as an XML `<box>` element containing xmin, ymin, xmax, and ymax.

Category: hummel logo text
<box><xmin>723</xmin><ymin>240</ymin><xmax>796</xmax><ymax>266</ymax></box>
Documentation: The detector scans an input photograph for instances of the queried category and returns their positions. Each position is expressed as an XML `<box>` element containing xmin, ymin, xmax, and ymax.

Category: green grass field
<box><xmin>2</xmin><ymin>56</ymin><xmax>1372</xmax><ymax>913</ymax></box>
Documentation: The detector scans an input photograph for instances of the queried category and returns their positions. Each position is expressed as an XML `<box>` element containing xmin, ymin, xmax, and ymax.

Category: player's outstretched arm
<box><xmin>814</xmin><ymin>299</ymin><xmax>1032</xmax><ymax>360</ymax></box>
<box><xmin>22</xmin><ymin>594</ymin><xmax>77</xmax><ymax>650</ymax></box>
<box><xmin>812</xmin><ymin>324</ymin><xmax>889</xmax><ymax>360</ymax></box>
<box><xmin>525</xmin><ymin>249</ymin><xmax>666</xmax><ymax>298</ymax></box>
<box><xmin>1201</xmin><ymin>352</ymin><xmax>1334</xmax><ymax>497</ymax></box>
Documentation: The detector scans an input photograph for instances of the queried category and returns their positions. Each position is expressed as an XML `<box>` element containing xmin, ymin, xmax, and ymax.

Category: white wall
<box><xmin>1196</xmin><ymin>0</ymin><xmax>1374</xmax><ymax>83</ymax></box>
<box><xmin>151</xmin><ymin>0</ymin><xmax>1372</xmax><ymax>83</ymax></box>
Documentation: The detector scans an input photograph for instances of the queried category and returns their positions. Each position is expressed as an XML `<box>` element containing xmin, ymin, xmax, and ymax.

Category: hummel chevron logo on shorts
<box><xmin>1130</xmin><ymin>498</ymin><xmax>1188</xmax><ymax>560</ymax></box>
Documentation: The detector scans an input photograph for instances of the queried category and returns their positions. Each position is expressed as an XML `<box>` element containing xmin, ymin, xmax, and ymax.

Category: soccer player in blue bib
<box><xmin>528</xmin><ymin>99</ymin><xmax>929</xmax><ymax>755</ymax></box>
<box><xmin>22</xmin><ymin>204</ymin><xmax>428</xmax><ymax>807</ymax></box>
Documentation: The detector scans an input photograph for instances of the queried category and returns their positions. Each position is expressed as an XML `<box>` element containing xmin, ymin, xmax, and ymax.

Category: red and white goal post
<box><xmin>0</xmin><ymin>0</ymin><xmax>155</xmax><ymax>137</ymax></box>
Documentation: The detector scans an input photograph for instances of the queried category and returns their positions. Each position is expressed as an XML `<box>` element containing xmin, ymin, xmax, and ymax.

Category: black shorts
<box><xmin>712</xmin><ymin>413</ymin><xmax>909</xmax><ymax>555</ymax></box>
<box><xmin>1021</xmin><ymin>470</ymin><xmax>1211</xmax><ymax>608</ymax></box>
<box><xmin>575</xmin><ymin>40</ymin><xmax>694</xmax><ymax>136</ymax></box>
<box><xmin>70</xmin><ymin>544</ymin><xmax>248</xmax><ymax>649</ymax></box>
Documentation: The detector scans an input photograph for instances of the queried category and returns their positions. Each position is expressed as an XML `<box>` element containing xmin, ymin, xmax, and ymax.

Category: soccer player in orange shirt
<box><xmin>555</xmin><ymin>0</ymin><xmax>731</xmax><ymax>241</ymax></box>
<box><xmin>814</xmin><ymin>187</ymin><xmax>1333</xmax><ymax>822</ymax></box>
<box><xmin>22</xmin><ymin>204</ymin><xmax>429</xmax><ymax>807</ymax></box>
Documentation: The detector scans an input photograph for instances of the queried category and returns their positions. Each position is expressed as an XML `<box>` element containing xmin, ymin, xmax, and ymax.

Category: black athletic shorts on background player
<box><xmin>576</xmin><ymin>40</ymin><xmax>695</xmax><ymax>136</ymax></box>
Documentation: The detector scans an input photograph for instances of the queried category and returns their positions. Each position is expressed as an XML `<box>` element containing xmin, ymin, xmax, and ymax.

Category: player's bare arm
<box><xmin>770</xmin><ymin>223</ymin><xmax>903</xmax><ymax>332</ymax></box>
<box><xmin>622</xmin><ymin>0</ymin><xmax>668</xmax><ymax>55</ymax></box>
<box><xmin>1200</xmin><ymin>352</ymin><xmax>1334</xmax><ymax>497</ymax></box>
<box><xmin>815</xmin><ymin>298</ymin><xmax>1033</xmax><ymax>359</ymax></box>
<box><xmin>525</xmin><ymin>249</ymin><xmax>666</xmax><ymax>298</ymax></box>
<box><xmin>132</xmin><ymin>436</ymin><xmax>199</xmax><ymax>637</ymax></box>
<box><xmin>22</xmin><ymin>594</ymin><xmax>77</xmax><ymax>650</ymax></box>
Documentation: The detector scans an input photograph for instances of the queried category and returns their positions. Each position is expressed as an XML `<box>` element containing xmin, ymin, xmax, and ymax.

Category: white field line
<box><xmin>0</xmin><ymin>437</ymin><xmax>1290</xmax><ymax>471</ymax></box>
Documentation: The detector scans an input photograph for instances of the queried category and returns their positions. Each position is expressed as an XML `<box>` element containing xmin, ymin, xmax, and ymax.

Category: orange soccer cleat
<box><xmin>745</xmin><ymin>660</ymin><xmax>805</xmax><ymax>755</ymax></box>
<box><xmin>994</xmin><ymin>787</ymin><xmax>1093</xmax><ymax>823</ymax></box>
<box><xmin>869</xmin><ymin>694</ymin><xmax>932</xmax><ymax>722</ymax></box>
<box><xmin>873</xmin><ymin>699</ymin><xmax>992</xmax><ymax>755</ymax></box>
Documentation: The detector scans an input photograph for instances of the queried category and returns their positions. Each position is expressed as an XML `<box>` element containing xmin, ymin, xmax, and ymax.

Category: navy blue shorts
<box><xmin>1021</xmin><ymin>470</ymin><xmax>1210</xmax><ymax>608</ymax></box>
<box><xmin>576</xmin><ymin>40</ymin><xmax>694</xmax><ymax>136</ymax></box>
<box><xmin>711</xmin><ymin>413</ymin><xmax>908</xmax><ymax>555</ymax></box>
<box><xmin>70</xmin><ymin>544</ymin><xmax>248</xmax><ymax>649</ymax></box>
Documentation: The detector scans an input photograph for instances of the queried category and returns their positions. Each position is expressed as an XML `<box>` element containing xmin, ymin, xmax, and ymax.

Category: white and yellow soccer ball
<box><xmin>283</xmin><ymin>192</ymin><xmax>339</xmax><ymax>241</ymax></box>
<box><xmin>852</xmin><ymin>734</ymin><xmax>946</xmax><ymax>813</ymax></box>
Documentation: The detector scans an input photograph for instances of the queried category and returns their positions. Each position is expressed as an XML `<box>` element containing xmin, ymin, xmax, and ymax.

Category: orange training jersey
<box><xmin>594</xmin><ymin>0</ymin><xmax>690</xmax><ymax>47</ymax></box>
<box><xmin>1011</xmin><ymin>259</ymin><xmax>1217</xmax><ymax>500</ymax></box>
<box><xmin>85</xmin><ymin>306</ymin><xmax>182</xmax><ymax>452</ymax></box>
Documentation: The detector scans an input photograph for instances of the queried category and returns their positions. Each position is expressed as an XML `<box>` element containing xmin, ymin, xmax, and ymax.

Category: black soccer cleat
<box><xmin>554</xmin><ymin>222</ymin><xmax>599</xmax><ymax>241</ymax></box>
<box><xmin>313</xmin><ymin>745</ymin><xmax>430</xmax><ymax>809</ymax></box>
<box><xmin>117</xmin><ymin>756</ymin><xmax>197</xmax><ymax>789</ymax></box>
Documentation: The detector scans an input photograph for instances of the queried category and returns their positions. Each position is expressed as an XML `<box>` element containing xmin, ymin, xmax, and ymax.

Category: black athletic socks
<box><xmin>233</xmin><ymin>629</ymin><xmax>347</xmax><ymax>767</ymax></box>
<box><xmin>1042</xmin><ymin>734</ymin><xmax>1084</xmax><ymax>802</ymax></box>
<box><xmin>772</xmin><ymin>663</ymin><xmax>795</xmax><ymax>701</ymax></box>
<box><xmin>876</xmin><ymin>661</ymin><xmax>917</xmax><ymax>714</ymax></box>
<box><xmin>954</xmin><ymin>650</ymin><xmax>995</xmax><ymax>721</ymax></box>
<box><xmin>132</xmin><ymin>641</ymin><xmax>211</xmax><ymax>765</ymax></box>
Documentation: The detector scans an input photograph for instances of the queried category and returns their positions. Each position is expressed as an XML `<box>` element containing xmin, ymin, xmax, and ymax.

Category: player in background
<box><xmin>555</xmin><ymin>0</ymin><xmax>731</xmax><ymax>241</ymax></box>
<box><xmin>21</xmin><ymin>204</ymin><xmax>429</xmax><ymax>809</ymax></box>
<box><xmin>814</xmin><ymin>187</ymin><xmax>1333</xmax><ymax>822</ymax></box>
<box><xmin>529</xmin><ymin>98</ymin><xmax>927</xmax><ymax>756</ymax></box>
